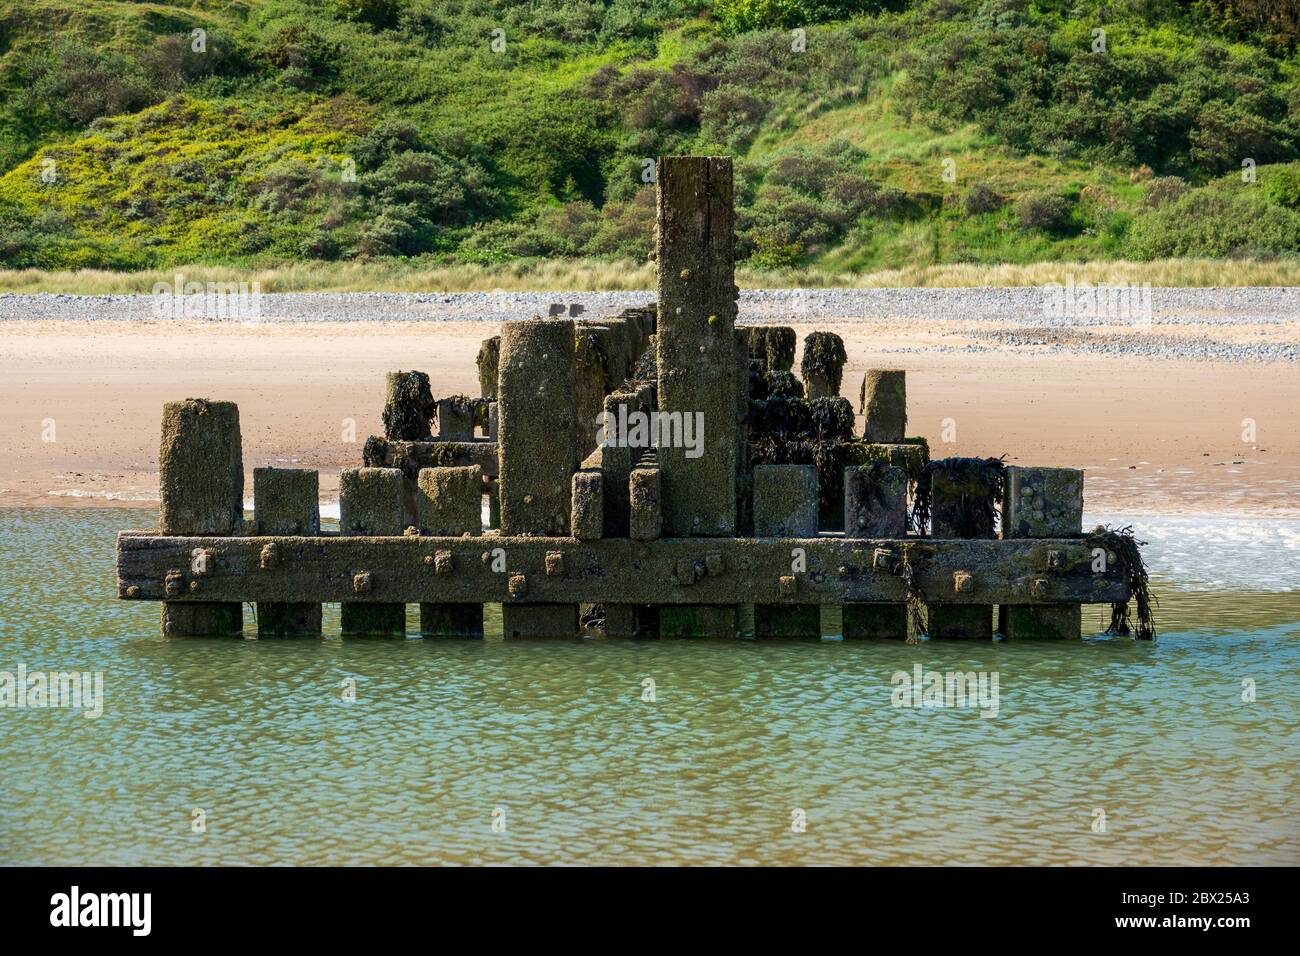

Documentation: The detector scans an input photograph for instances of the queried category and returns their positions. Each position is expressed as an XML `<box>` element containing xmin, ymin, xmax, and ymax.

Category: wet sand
<box><xmin>1</xmin><ymin>317</ymin><xmax>1296</xmax><ymax>517</ymax></box>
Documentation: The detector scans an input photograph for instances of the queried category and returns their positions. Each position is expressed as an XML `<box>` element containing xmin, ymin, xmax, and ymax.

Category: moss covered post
<box><xmin>861</xmin><ymin>370</ymin><xmax>907</xmax><ymax>443</ymax></box>
<box><xmin>253</xmin><ymin>466</ymin><xmax>322</xmax><ymax>637</ymax></box>
<box><xmin>655</xmin><ymin>155</ymin><xmax>738</xmax><ymax>537</ymax></box>
<box><xmin>800</xmin><ymin>332</ymin><xmax>847</xmax><ymax>400</ymax></box>
<box><xmin>416</xmin><ymin>464</ymin><xmax>484</xmax><ymax>638</ymax></box>
<box><xmin>158</xmin><ymin>399</ymin><xmax>245</xmax><ymax>637</ymax></box>
<box><xmin>999</xmin><ymin>466</ymin><xmax>1084</xmax><ymax>639</ymax></box>
<box><xmin>653</xmin><ymin>156</ymin><xmax>739</xmax><ymax>636</ymax></box>
<box><xmin>926</xmin><ymin>468</ymin><xmax>996</xmax><ymax>640</ymax></box>
<box><xmin>752</xmin><ymin>464</ymin><xmax>821</xmax><ymax>638</ymax></box>
<box><xmin>498</xmin><ymin>317</ymin><xmax>578</xmax><ymax>638</ymax></box>
<box><xmin>842</xmin><ymin>463</ymin><xmax>909</xmax><ymax>639</ymax></box>
<box><xmin>339</xmin><ymin>467</ymin><xmax>407</xmax><ymax>636</ymax></box>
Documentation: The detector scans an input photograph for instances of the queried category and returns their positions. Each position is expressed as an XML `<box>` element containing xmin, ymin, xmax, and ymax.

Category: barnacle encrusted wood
<box><xmin>655</xmin><ymin>155</ymin><xmax>737</xmax><ymax>537</ymax></box>
<box><xmin>253</xmin><ymin>467</ymin><xmax>322</xmax><ymax>637</ymax></box>
<box><xmin>159</xmin><ymin>398</ymin><xmax>243</xmax><ymax>535</ymax></box>
<box><xmin>498</xmin><ymin>317</ymin><xmax>577</xmax><ymax>536</ymax></box>
<box><xmin>157</xmin><ymin>398</ymin><xmax>244</xmax><ymax>637</ymax></box>
<box><xmin>120</xmin><ymin>155</ymin><xmax>1152</xmax><ymax>643</ymax></box>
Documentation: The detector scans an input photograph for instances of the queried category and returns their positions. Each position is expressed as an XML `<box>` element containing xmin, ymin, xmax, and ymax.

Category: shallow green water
<box><xmin>1</xmin><ymin>508</ymin><xmax>1297</xmax><ymax>865</ymax></box>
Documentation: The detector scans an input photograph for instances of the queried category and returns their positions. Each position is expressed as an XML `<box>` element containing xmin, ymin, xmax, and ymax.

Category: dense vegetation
<box><xmin>1</xmin><ymin>0</ymin><xmax>1297</xmax><ymax>273</ymax></box>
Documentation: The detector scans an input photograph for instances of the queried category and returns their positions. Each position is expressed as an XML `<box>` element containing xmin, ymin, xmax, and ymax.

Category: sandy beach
<box><xmin>2</xmin><ymin>307</ymin><xmax>1297</xmax><ymax>518</ymax></box>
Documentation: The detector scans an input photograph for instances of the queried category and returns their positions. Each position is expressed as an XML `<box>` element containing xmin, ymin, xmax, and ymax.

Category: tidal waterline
<box><xmin>0</xmin><ymin>508</ymin><xmax>1296</xmax><ymax>865</ymax></box>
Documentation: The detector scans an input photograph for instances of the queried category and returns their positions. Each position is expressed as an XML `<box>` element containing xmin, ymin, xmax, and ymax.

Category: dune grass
<box><xmin>2</xmin><ymin>257</ymin><xmax>1297</xmax><ymax>295</ymax></box>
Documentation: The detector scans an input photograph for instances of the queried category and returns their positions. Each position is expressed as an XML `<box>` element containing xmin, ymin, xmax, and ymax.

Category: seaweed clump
<box><xmin>910</xmin><ymin>456</ymin><xmax>1007</xmax><ymax>536</ymax></box>
<box><xmin>382</xmin><ymin>370</ymin><xmax>434</xmax><ymax>440</ymax></box>
<box><xmin>764</xmin><ymin>370</ymin><xmax>804</xmax><ymax>398</ymax></box>
<box><xmin>1086</xmin><ymin>525</ymin><xmax>1157</xmax><ymax>640</ymax></box>
<box><xmin>800</xmin><ymin>332</ymin><xmax>847</xmax><ymax>394</ymax></box>
<box><xmin>748</xmin><ymin>395</ymin><xmax>855</xmax><ymax>521</ymax></box>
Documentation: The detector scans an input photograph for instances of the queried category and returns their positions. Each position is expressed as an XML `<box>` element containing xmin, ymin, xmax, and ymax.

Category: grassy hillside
<box><xmin>1</xmin><ymin>0</ymin><xmax>1298</xmax><ymax>275</ymax></box>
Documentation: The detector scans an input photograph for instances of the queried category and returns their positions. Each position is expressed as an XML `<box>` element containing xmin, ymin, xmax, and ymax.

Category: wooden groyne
<box><xmin>117</xmin><ymin>156</ymin><xmax>1151</xmax><ymax>640</ymax></box>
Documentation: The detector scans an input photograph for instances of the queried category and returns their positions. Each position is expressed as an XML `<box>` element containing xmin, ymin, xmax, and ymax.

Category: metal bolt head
<box><xmin>675</xmin><ymin>557</ymin><xmax>697</xmax><ymax>585</ymax></box>
<box><xmin>259</xmin><ymin>542</ymin><xmax>278</xmax><ymax>570</ymax></box>
<box><xmin>353</xmin><ymin>572</ymin><xmax>372</xmax><ymax>595</ymax></box>
<box><xmin>164</xmin><ymin>571</ymin><xmax>184</xmax><ymax>598</ymax></box>
<box><xmin>434</xmin><ymin>550</ymin><xmax>454</xmax><ymax>575</ymax></box>
<box><xmin>1030</xmin><ymin>578</ymin><xmax>1049</xmax><ymax>598</ymax></box>
<box><xmin>953</xmin><ymin>571</ymin><xmax>974</xmax><ymax>593</ymax></box>
<box><xmin>508</xmin><ymin>573</ymin><xmax>527</xmax><ymax>598</ymax></box>
<box><xmin>189</xmin><ymin>580</ymin><xmax>200</xmax><ymax>593</ymax></box>
<box><xmin>125</xmin><ymin>585</ymin><xmax>140</xmax><ymax>598</ymax></box>
<box><xmin>544</xmin><ymin>551</ymin><xmax>564</xmax><ymax>577</ymax></box>
<box><xmin>1046</xmin><ymin>549</ymin><xmax>1064</xmax><ymax>570</ymax></box>
<box><xmin>779</xmin><ymin>575</ymin><xmax>797</xmax><ymax>596</ymax></box>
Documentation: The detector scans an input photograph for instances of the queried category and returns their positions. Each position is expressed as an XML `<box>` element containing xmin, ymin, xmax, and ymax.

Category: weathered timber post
<box><xmin>801</xmin><ymin>332</ymin><xmax>847</xmax><ymax>400</ymax></box>
<box><xmin>487</xmin><ymin>401</ymin><xmax>501</xmax><ymax>529</ymax></box>
<box><xmin>926</xmin><ymin>468</ymin><xmax>997</xmax><ymax>639</ymax></box>
<box><xmin>735</xmin><ymin>328</ymin><xmax>754</xmax><ymax>536</ymax></box>
<box><xmin>574</xmin><ymin>324</ymin><xmax>612</xmax><ymax>462</ymax></box>
<box><xmin>476</xmin><ymin>336</ymin><xmax>500</xmax><ymax>400</ymax></box>
<box><xmin>571</xmin><ymin>469</ymin><xmax>604</xmax><ymax>541</ymax></box>
<box><xmin>498</xmin><ymin>317</ymin><xmax>578</xmax><ymax>638</ymax></box>
<box><xmin>861</xmin><ymin>370</ymin><xmax>907</xmax><ymax>443</ymax></box>
<box><xmin>253</xmin><ymin>467</ymin><xmax>322</xmax><ymax>637</ymax></box>
<box><xmin>628</xmin><ymin>464</ymin><xmax>662</xmax><ymax>542</ymax></box>
<box><xmin>383</xmin><ymin>371</ymin><xmax>434</xmax><ymax>441</ymax></box>
<box><xmin>417</xmin><ymin>464</ymin><xmax>484</xmax><ymax>638</ymax></box>
<box><xmin>752</xmin><ymin>464</ymin><xmax>820</xmax><ymax>638</ymax></box>
<box><xmin>435</xmin><ymin>398</ymin><xmax>474</xmax><ymax>441</ymax></box>
<box><xmin>656</xmin><ymin>155</ymin><xmax>737</xmax><ymax>536</ymax></box>
<box><xmin>653</xmin><ymin>156</ymin><xmax>738</xmax><ymax>636</ymax></box>
<box><xmin>339</xmin><ymin>467</ymin><xmax>406</xmax><ymax>636</ymax></box>
<box><xmin>842</xmin><ymin>464</ymin><xmax>909</xmax><ymax>639</ymax></box>
<box><xmin>1000</xmin><ymin>467</ymin><xmax>1084</xmax><ymax>639</ymax></box>
<box><xmin>158</xmin><ymin>399</ymin><xmax>244</xmax><ymax>637</ymax></box>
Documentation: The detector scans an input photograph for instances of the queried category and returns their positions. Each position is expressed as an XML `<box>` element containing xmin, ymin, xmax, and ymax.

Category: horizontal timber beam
<box><xmin>118</xmin><ymin>533</ymin><xmax>1128</xmax><ymax>607</ymax></box>
<box><xmin>364</xmin><ymin>438</ymin><xmax>498</xmax><ymax>479</ymax></box>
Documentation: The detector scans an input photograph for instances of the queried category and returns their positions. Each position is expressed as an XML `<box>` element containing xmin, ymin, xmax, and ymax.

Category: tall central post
<box><xmin>655</xmin><ymin>156</ymin><xmax>737</xmax><ymax>537</ymax></box>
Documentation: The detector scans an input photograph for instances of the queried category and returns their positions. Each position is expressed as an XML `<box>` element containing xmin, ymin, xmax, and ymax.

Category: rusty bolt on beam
<box><xmin>434</xmin><ymin>550</ymin><xmax>454</xmax><ymax>575</ymax></box>
<box><xmin>779</xmin><ymin>575</ymin><xmax>798</xmax><ymax>596</ymax></box>
<box><xmin>508</xmin><ymin>574</ymin><xmax>527</xmax><ymax>598</ymax></box>
<box><xmin>164</xmin><ymin>571</ymin><xmax>184</xmax><ymax>598</ymax></box>
<box><xmin>953</xmin><ymin>571</ymin><xmax>975</xmax><ymax>593</ymax></box>
<box><xmin>353</xmin><ymin>572</ymin><xmax>372</xmax><ymax>595</ymax></box>
<box><xmin>544</xmin><ymin>552</ymin><xmax>565</xmax><ymax>577</ymax></box>
<box><xmin>259</xmin><ymin>543</ymin><xmax>278</xmax><ymax>570</ymax></box>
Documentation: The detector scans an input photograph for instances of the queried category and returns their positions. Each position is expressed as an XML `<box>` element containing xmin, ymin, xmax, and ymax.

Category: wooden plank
<box><xmin>118</xmin><ymin>533</ymin><xmax>1129</xmax><ymax>606</ymax></box>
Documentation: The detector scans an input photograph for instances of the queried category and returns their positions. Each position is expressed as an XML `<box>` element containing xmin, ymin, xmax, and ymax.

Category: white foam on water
<box><xmin>1088</xmin><ymin>512</ymin><xmax>1300</xmax><ymax>592</ymax></box>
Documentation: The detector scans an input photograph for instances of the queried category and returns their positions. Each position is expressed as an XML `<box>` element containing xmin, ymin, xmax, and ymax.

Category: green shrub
<box><xmin>1014</xmin><ymin>192</ymin><xmax>1072</xmax><ymax>233</ymax></box>
<box><xmin>1127</xmin><ymin>189</ymin><xmax>1300</xmax><ymax>258</ymax></box>
<box><xmin>1259</xmin><ymin>163</ymin><xmax>1300</xmax><ymax>210</ymax></box>
<box><xmin>963</xmin><ymin>182</ymin><xmax>1004</xmax><ymax>215</ymax></box>
<box><xmin>1141</xmin><ymin>176</ymin><xmax>1189</xmax><ymax>209</ymax></box>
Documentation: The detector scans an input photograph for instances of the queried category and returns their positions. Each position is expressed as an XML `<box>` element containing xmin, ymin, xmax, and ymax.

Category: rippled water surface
<box><xmin>1</xmin><ymin>508</ymin><xmax>1297</xmax><ymax>865</ymax></box>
